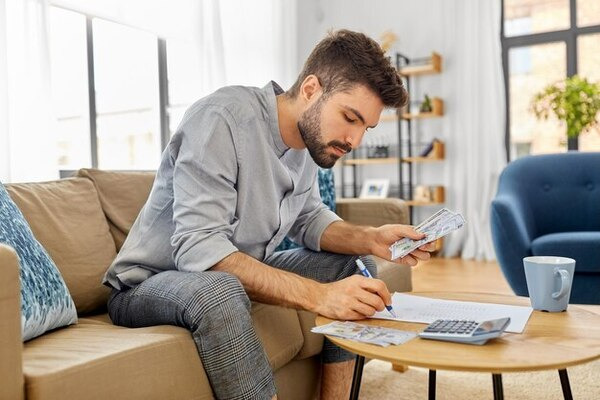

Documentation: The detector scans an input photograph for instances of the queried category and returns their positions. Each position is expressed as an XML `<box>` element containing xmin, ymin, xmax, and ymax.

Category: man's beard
<box><xmin>297</xmin><ymin>98</ymin><xmax>352</xmax><ymax>168</ymax></box>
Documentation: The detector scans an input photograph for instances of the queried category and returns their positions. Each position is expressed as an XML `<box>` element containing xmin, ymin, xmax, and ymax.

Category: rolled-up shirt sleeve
<box><xmin>170</xmin><ymin>106</ymin><xmax>240</xmax><ymax>272</ymax></box>
<box><xmin>287</xmin><ymin>176</ymin><xmax>341</xmax><ymax>251</ymax></box>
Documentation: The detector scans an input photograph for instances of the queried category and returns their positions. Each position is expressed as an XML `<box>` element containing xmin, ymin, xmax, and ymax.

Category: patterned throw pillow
<box><xmin>0</xmin><ymin>182</ymin><xmax>77</xmax><ymax>341</ymax></box>
<box><xmin>276</xmin><ymin>168</ymin><xmax>336</xmax><ymax>251</ymax></box>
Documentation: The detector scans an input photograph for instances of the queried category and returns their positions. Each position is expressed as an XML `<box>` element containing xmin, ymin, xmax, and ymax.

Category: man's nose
<box><xmin>345</xmin><ymin>130</ymin><xmax>364</xmax><ymax>149</ymax></box>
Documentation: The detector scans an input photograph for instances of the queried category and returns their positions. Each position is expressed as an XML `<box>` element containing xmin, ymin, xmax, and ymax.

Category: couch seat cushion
<box><xmin>6</xmin><ymin>178</ymin><xmax>117</xmax><ymax>314</ymax></box>
<box><xmin>23</xmin><ymin>303</ymin><xmax>304</xmax><ymax>400</ymax></box>
<box><xmin>23</xmin><ymin>317</ymin><xmax>212</xmax><ymax>400</ymax></box>
<box><xmin>531</xmin><ymin>232</ymin><xmax>600</xmax><ymax>273</ymax></box>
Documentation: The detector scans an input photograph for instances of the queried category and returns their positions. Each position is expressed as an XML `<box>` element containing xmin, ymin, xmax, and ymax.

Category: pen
<box><xmin>355</xmin><ymin>259</ymin><xmax>398</xmax><ymax>318</ymax></box>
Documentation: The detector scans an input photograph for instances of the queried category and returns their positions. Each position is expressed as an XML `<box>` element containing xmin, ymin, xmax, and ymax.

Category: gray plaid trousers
<box><xmin>107</xmin><ymin>249</ymin><xmax>376</xmax><ymax>400</ymax></box>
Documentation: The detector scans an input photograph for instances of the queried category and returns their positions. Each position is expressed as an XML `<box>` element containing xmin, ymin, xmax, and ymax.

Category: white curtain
<box><xmin>441</xmin><ymin>0</ymin><xmax>507</xmax><ymax>261</ymax></box>
<box><xmin>0</xmin><ymin>0</ymin><xmax>9</xmax><ymax>181</ymax></box>
<box><xmin>0</xmin><ymin>0</ymin><xmax>58</xmax><ymax>183</ymax></box>
<box><xmin>198</xmin><ymin>0</ymin><xmax>226</xmax><ymax>95</ymax></box>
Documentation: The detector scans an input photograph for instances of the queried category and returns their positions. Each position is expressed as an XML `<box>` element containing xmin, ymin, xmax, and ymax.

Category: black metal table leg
<box><xmin>428</xmin><ymin>370</ymin><xmax>436</xmax><ymax>400</ymax></box>
<box><xmin>349</xmin><ymin>355</ymin><xmax>365</xmax><ymax>400</ymax></box>
<box><xmin>559</xmin><ymin>369</ymin><xmax>573</xmax><ymax>400</ymax></box>
<box><xmin>492</xmin><ymin>374</ymin><xmax>504</xmax><ymax>400</ymax></box>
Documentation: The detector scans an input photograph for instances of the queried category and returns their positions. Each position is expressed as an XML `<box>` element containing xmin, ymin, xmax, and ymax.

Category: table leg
<box><xmin>349</xmin><ymin>355</ymin><xmax>365</xmax><ymax>400</ymax></box>
<box><xmin>492</xmin><ymin>374</ymin><xmax>504</xmax><ymax>400</ymax></box>
<box><xmin>558</xmin><ymin>369</ymin><xmax>573</xmax><ymax>400</ymax></box>
<box><xmin>428</xmin><ymin>370</ymin><xmax>436</xmax><ymax>400</ymax></box>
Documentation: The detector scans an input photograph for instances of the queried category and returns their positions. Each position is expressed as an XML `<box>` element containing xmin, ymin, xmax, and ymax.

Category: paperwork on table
<box><xmin>371</xmin><ymin>293</ymin><xmax>533</xmax><ymax>333</ymax></box>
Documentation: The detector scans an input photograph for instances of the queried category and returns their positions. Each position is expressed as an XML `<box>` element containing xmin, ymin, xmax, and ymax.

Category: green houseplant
<box><xmin>531</xmin><ymin>75</ymin><xmax>600</xmax><ymax>150</ymax></box>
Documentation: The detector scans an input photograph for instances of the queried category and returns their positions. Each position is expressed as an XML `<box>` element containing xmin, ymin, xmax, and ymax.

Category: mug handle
<box><xmin>552</xmin><ymin>268</ymin><xmax>571</xmax><ymax>300</ymax></box>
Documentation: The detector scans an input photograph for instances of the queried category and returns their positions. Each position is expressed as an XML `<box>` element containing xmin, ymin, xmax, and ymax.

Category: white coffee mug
<box><xmin>523</xmin><ymin>256</ymin><xmax>575</xmax><ymax>312</ymax></box>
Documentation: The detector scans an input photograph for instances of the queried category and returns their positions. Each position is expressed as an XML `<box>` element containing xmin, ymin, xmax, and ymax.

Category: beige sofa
<box><xmin>0</xmin><ymin>168</ymin><xmax>410</xmax><ymax>400</ymax></box>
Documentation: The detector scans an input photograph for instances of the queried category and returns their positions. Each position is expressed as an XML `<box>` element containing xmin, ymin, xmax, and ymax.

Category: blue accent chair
<box><xmin>490</xmin><ymin>152</ymin><xmax>600</xmax><ymax>304</ymax></box>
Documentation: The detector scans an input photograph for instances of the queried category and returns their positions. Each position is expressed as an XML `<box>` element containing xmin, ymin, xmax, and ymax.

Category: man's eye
<box><xmin>344</xmin><ymin>115</ymin><xmax>356</xmax><ymax>123</ymax></box>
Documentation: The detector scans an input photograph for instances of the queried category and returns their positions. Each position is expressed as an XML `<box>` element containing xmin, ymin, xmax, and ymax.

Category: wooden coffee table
<box><xmin>316</xmin><ymin>292</ymin><xmax>600</xmax><ymax>400</ymax></box>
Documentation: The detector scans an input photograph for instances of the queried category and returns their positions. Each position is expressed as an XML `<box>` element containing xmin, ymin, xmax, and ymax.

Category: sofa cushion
<box><xmin>0</xmin><ymin>183</ymin><xmax>77</xmax><ymax>341</ymax></box>
<box><xmin>6</xmin><ymin>179</ymin><xmax>117</xmax><ymax>314</ymax></box>
<box><xmin>77</xmin><ymin>169</ymin><xmax>155</xmax><ymax>251</ymax></box>
<box><xmin>22</xmin><ymin>317</ymin><xmax>212</xmax><ymax>400</ymax></box>
<box><xmin>531</xmin><ymin>231</ymin><xmax>600</xmax><ymax>273</ymax></box>
<box><xmin>22</xmin><ymin>303</ymin><xmax>305</xmax><ymax>400</ymax></box>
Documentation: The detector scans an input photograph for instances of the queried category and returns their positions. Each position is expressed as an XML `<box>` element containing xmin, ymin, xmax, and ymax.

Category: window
<box><xmin>93</xmin><ymin>20</ymin><xmax>161</xmax><ymax>169</ymax></box>
<box><xmin>508</xmin><ymin>42</ymin><xmax>566</xmax><ymax>157</ymax></box>
<box><xmin>502</xmin><ymin>0</ymin><xmax>600</xmax><ymax>158</ymax></box>
<box><xmin>48</xmin><ymin>6</ymin><xmax>199</xmax><ymax>171</ymax></box>
<box><xmin>166</xmin><ymin>39</ymin><xmax>203</xmax><ymax>135</ymax></box>
<box><xmin>577</xmin><ymin>0</ymin><xmax>600</xmax><ymax>27</ymax></box>
<box><xmin>504</xmin><ymin>0</ymin><xmax>570</xmax><ymax>37</ymax></box>
<box><xmin>48</xmin><ymin>7</ymin><xmax>91</xmax><ymax>169</ymax></box>
<box><xmin>577</xmin><ymin>33</ymin><xmax>600</xmax><ymax>151</ymax></box>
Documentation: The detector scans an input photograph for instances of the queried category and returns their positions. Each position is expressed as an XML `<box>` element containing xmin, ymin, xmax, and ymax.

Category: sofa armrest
<box><xmin>0</xmin><ymin>244</ymin><xmax>24</xmax><ymax>400</ymax></box>
<box><xmin>336</xmin><ymin>198</ymin><xmax>409</xmax><ymax>227</ymax></box>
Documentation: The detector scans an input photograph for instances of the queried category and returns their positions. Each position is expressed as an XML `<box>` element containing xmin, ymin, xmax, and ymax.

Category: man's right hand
<box><xmin>314</xmin><ymin>275</ymin><xmax>392</xmax><ymax>320</ymax></box>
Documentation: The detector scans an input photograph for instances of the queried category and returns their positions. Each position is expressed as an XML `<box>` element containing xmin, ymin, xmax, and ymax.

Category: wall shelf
<box><xmin>398</xmin><ymin>52</ymin><xmax>442</xmax><ymax>76</ymax></box>
<box><xmin>340</xmin><ymin>52</ymin><xmax>447</xmax><ymax>229</ymax></box>
<box><xmin>401</xmin><ymin>98</ymin><xmax>444</xmax><ymax>119</ymax></box>
<box><xmin>402</xmin><ymin>156</ymin><xmax>444</xmax><ymax>163</ymax></box>
<box><xmin>407</xmin><ymin>186</ymin><xmax>445</xmax><ymax>206</ymax></box>
<box><xmin>404</xmin><ymin>200</ymin><xmax>445</xmax><ymax>206</ymax></box>
<box><xmin>397</xmin><ymin>52</ymin><xmax>446</xmax><ymax>224</ymax></box>
<box><xmin>343</xmin><ymin>157</ymin><xmax>400</xmax><ymax>166</ymax></box>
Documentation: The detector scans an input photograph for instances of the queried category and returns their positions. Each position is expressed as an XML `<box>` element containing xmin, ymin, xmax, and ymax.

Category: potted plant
<box><xmin>419</xmin><ymin>94</ymin><xmax>433</xmax><ymax>113</ymax></box>
<box><xmin>531</xmin><ymin>75</ymin><xmax>600</xmax><ymax>150</ymax></box>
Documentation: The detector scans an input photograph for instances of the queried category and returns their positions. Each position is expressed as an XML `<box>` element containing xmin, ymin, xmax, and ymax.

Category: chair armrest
<box><xmin>335</xmin><ymin>198</ymin><xmax>409</xmax><ymax>226</ymax></box>
<box><xmin>490</xmin><ymin>195</ymin><xmax>536</xmax><ymax>296</ymax></box>
<box><xmin>0</xmin><ymin>244</ymin><xmax>24</xmax><ymax>400</ymax></box>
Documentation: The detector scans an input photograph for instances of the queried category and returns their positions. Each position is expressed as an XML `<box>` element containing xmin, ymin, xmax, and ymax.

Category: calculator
<box><xmin>418</xmin><ymin>317</ymin><xmax>511</xmax><ymax>345</ymax></box>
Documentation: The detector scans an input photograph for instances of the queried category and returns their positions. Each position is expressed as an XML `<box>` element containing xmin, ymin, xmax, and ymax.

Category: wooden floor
<box><xmin>413</xmin><ymin>257</ymin><xmax>598</xmax><ymax>314</ymax></box>
<box><xmin>412</xmin><ymin>257</ymin><xmax>512</xmax><ymax>294</ymax></box>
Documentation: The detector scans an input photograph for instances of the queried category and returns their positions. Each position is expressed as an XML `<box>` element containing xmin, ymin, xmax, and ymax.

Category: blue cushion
<box><xmin>276</xmin><ymin>169</ymin><xmax>336</xmax><ymax>251</ymax></box>
<box><xmin>532</xmin><ymin>231</ymin><xmax>600</xmax><ymax>273</ymax></box>
<box><xmin>317</xmin><ymin>168</ymin><xmax>336</xmax><ymax>213</ymax></box>
<box><xmin>0</xmin><ymin>182</ymin><xmax>77</xmax><ymax>341</ymax></box>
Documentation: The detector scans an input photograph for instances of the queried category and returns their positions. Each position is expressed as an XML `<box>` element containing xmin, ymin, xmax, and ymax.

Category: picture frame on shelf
<box><xmin>359</xmin><ymin>179</ymin><xmax>390</xmax><ymax>199</ymax></box>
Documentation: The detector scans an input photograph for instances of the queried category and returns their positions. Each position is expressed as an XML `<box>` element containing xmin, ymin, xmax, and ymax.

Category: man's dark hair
<box><xmin>287</xmin><ymin>29</ymin><xmax>408</xmax><ymax>108</ymax></box>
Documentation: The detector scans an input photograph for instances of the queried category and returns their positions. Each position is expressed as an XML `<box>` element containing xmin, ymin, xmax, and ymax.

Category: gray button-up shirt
<box><xmin>104</xmin><ymin>82</ymin><xmax>341</xmax><ymax>290</ymax></box>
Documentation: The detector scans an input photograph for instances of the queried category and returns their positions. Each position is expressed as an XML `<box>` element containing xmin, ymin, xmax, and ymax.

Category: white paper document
<box><xmin>371</xmin><ymin>293</ymin><xmax>533</xmax><ymax>333</ymax></box>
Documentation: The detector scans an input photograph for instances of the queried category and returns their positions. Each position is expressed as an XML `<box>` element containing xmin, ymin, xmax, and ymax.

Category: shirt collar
<box><xmin>263</xmin><ymin>81</ymin><xmax>289</xmax><ymax>157</ymax></box>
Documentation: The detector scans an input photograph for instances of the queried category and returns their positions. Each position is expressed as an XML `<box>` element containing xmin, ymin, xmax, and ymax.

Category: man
<box><xmin>105</xmin><ymin>29</ymin><xmax>435</xmax><ymax>399</ymax></box>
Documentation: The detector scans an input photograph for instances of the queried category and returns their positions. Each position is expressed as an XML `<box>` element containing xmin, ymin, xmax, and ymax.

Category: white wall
<box><xmin>297</xmin><ymin>0</ymin><xmax>458</xmax><ymax>223</ymax></box>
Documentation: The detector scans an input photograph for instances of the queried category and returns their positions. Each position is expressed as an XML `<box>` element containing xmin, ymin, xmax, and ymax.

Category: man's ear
<box><xmin>300</xmin><ymin>75</ymin><xmax>322</xmax><ymax>102</ymax></box>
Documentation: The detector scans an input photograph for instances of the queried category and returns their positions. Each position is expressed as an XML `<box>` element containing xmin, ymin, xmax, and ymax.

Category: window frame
<box><xmin>501</xmin><ymin>0</ymin><xmax>600</xmax><ymax>159</ymax></box>
<box><xmin>51</xmin><ymin>5</ymin><xmax>171</xmax><ymax>169</ymax></box>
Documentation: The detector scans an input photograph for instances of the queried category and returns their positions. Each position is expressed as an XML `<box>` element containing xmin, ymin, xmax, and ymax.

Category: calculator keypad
<box><xmin>423</xmin><ymin>320</ymin><xmax>478</xmax><ymax>335</ymax></box>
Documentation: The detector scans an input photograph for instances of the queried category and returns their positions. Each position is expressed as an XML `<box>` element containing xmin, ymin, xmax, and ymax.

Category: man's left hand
<box><xmin>367</xmin><ymin>224</ymin><xmax>436</xmax><ymax>266</ymax></box>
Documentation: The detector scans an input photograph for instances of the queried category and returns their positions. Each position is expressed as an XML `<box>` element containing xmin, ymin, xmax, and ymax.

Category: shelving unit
<box><xmin>397</xmin><ymin>52</ymin><xmax>444</xmax><ymax>222</ymax></box>
<box><xmin>340</xmin><ymin>52</ymin><xmax>445</xmax><ymax>223</ymax></box>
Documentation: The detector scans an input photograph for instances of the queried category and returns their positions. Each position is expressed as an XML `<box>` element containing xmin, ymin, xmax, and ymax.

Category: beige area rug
<box><xmin>360</xmin><ymin>359</ymin><xmax>600</xmax><ymax>399</ymax></box>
